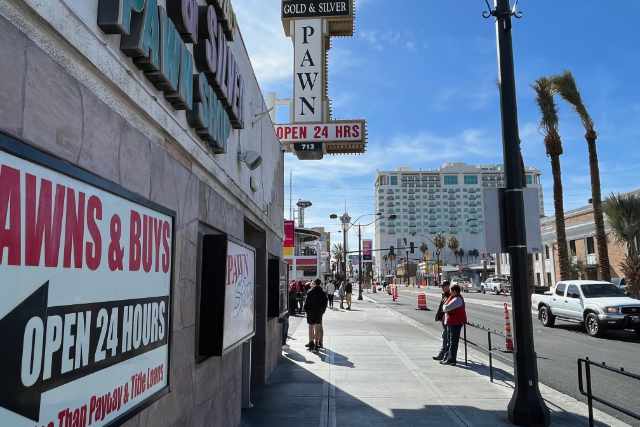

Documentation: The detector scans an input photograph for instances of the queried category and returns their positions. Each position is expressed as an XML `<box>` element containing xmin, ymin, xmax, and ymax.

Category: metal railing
<box><xmin>578</xmin><ymin>358</ymin><xmax>640</xmax><ymax>427</ymax></box>
<box><xmin>462</xmin><ymin>321</ymin><xmax>507</xmax><ymax>383</ymax></box>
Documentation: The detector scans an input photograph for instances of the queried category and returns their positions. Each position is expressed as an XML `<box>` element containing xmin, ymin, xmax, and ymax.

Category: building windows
<box><xmin>536</xmin><ymin>273</ymin><xmax>541</xmax><ymax>286</ymax></box>
<box><xmin>390</xmin><ymin>176</ymin><xmax>398</xmax><ymax>185</ymax></box>
<box><xmin>526</xmin><ymin>175</ymin><xmax>534</xmax><ymax>185</ymax></box>
<box><xmin>464</xmin><ymin>175</ymin><xmax>478</xmax><ymax>185</ymax></box>
<box><xmin>444</xmin><ymin>175</ymin><xmax>458</xmax><ymax>185</ymax></box>
<box><xmin>569</xmin><ymin>240</ymin><xmax>577</xmax><ymax>257</ymax></box>
<box><xmin>547</xmin><ymin>272</ymin><xmax>552</xmax><ymax>286</ymax></box>
<box><xmin>545</xmin><ymin>245</ymin><xmax>550</xmax><ymax>259</ymax></box>
<box><xmin>586</xmin><ymin>237</ymin><xmax>595</xmax><ymax>254</ymax></box>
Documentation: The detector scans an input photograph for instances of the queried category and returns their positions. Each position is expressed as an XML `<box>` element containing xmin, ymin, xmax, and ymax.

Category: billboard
<box><xmin>223</xmin><ymin>240</ymin><xmax>256</xmax><ymax>351</ymax></box>
<box><xmin>283</xmin><ymin>220</ymin><xmax>295</xmax><ymax>257</ymax></box>
<box><xmin>363</xmin><ymin>240</ymin><xmax>373</xmax><ymax>262</ymax></box>
<box><xmin>0</xmin><ymin>133</ymin><xmax>173</xmax><ymax>427</ymax></box>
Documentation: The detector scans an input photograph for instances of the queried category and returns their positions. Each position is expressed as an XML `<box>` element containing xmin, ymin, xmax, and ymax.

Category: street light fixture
<box><xmin>329</xmin><ymin>212</ymin><xmax>396</xmax><ymax>300</ymax></box>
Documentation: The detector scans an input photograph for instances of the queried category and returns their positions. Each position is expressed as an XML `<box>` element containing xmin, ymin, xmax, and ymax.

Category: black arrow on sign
<box><xmin>0</xmin><ymin>282</ymin><xmax>169</xmax><ymax>422</ymax></box>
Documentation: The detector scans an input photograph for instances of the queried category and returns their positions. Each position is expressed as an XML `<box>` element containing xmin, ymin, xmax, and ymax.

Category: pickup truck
<box><xmin>481</xmin><ymin>276</ymin><xmax>511</xmax><ymax>295</ymax></box>
<box><xmin>532</xmin><ymin>280</ymin><xmax>640</xmax><ymax>337</ymax></box>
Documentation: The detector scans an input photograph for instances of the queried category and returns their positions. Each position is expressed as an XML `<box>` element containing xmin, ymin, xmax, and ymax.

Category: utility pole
<box><xmin>488</xmin><ymin>0</ymin><xmax>550</xmax><ymax>425</ymax></box>
<box><xmin>340</xmin><ymin>212</ymin><xmax>351</xmax><ymax>281</ymax></box>
<box><xmin>358</xmin><ymin>225</ymin><xmax>364</xmax><ymax>300</ymax></box>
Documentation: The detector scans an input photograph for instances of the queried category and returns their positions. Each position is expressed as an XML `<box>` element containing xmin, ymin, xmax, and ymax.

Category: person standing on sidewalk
<box><xmin>432</xmin><ymin>281</ymin><xmax>451</xmax><ymax>361</ymax></box>
<box><xmin>304</xmin><ymin>279</ymin><xmax>328</xmax><ymax>351</ymax></box>
<box><xmin>338</xmin><ymin>281</ymin><xmax>346</xmax><ymax>309</ymax></box>
<box><xmin>440</xmin><ymin>284</ymin><xmax>467</xmax><ymax>366</ymax></box>
<box><xmin>345</xmin><ymin>281</ymin><xmax>353</xmax><ymax>310</ymax></box>
<box><xmin>326</xmin><ymin>280</ymin><xmax>336</xmax><ymax>309</ymax></box>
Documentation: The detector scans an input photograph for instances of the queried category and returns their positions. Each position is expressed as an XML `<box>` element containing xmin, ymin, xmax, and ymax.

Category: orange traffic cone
<box><xmin>503</xmin><ymin>303</ymin><xmax>514</xmax><ymax>353</ymax></box>
<box><xmin>392</xmin><ymin>285</ymin><xmax>398</xmax><ymax>302</ymax></box>
<box><xmin>416</xmin><ymin>293</ymin><xmax>428</xmax><ymax>310</ymax></box>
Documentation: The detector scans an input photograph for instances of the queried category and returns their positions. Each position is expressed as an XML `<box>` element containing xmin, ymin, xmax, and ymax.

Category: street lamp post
<box><xmin>487</xmin><ymin>0</ymin><xmax>550</xmax><ymax>425</ymax></box>
<box><xmin>358</xmin><ymin>225</ymin><xmax>363</xmax><ymax>300</ymax></box>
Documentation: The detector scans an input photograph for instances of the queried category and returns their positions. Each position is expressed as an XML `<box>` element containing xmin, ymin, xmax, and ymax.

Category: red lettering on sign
<box><xmin>153</xmin><ymin>217</ymin><xmax>162</xmax><ymax>272</ymax></box>
<box><xmin>86</xmin><ymin>195</ymin><xmax>102</xmax><ymax>271</ymax></box>
<box><xmin>335</xmin><ymin>126</ymin><xmax>343</xmax><ymax>138</ymax></box>
<box><xmin>353</xmin><ymin>124</ymin><xmax>361</xmax><ymax>138</ymax></box>
<box><xmin>142</xmin><ymin>215</ymin><xmax>153</xmax><ymax>273</ymax></box>
<box><xmin>129</xmin><ymin>210</ymin><xmax>142</xmax><ymax>271</ymax></box>
<box><xmin>300</xmin><ymin>126</ymin><xmax>307</xmax><ymax>139</ymax></box>
<box><xmin>162</xmin><ymin>221</ymin><xmax>170</xmax><ymax>273</ymax></box>
<box><xmin>25</xmin><ymin>175</ymin><xmax>65</xmax><ymax>267</ymax></box>
<box><xmin>0</xmin><ymin>165</ymin><xmax>21</xmax><ymax>265</ymax></box>
<box><xmin>63</xmin><ymin>188</ymin><xmax>85</xmax><ymax>269</ymax></box>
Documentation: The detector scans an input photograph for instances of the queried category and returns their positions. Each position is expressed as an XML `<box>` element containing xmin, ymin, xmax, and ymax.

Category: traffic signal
<box><xmin>410</xmin><ymin>242</ymin><xmax>415</xmax><ymax>254</ymax></box>
<box><xmin>389</xmin><ymin>246</ymin><xmax>395</xmax><ymax>256</ymax></box>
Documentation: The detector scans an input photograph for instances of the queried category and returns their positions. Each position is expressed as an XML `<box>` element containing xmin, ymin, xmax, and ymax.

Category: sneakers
<box><xmin>305</xmin><ymin>342</ymin><xmax>314</xmax><ymax>348</ymax></box>
<box><xmin>440</xmin><ymin>360</ymin><xmax>457</xmax><ymax>366</ymax></box>
<box><xmin>432</xmin><ymin>355</ymin><xmax>444</xmax><ymax>361</ymax></box>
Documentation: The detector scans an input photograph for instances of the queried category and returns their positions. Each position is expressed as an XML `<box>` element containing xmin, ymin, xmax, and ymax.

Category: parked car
<box><xmin>463</xmin><ymin>280</ymin><xmax>484</xmax><ymax>293</ymax></box>
<box><xmin>481</xmin><ymin>276</ymin><xmax>511</xmax><ymax>295</ymax></box>
<box><xmin>531</xmin><ymin>280</ymin><xmax>640</xmax><ymax>337</ymax></box>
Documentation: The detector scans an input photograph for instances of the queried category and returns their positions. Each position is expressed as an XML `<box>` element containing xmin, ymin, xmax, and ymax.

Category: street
<box><xmin>364</xmin><ymin>285</ymin><xmax>640</xmax><ymax>425</ymax></box>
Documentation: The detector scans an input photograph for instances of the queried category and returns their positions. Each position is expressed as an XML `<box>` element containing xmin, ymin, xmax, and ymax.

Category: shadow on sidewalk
<box><xmin>242</xmin><ymin>356</ymin><xmax>605</xmax><ymax>427</ymax></box>
<box><xmin>459</xmin><ymin>360</ymin><xmax>514</xmax><ymax>383</ymax></box>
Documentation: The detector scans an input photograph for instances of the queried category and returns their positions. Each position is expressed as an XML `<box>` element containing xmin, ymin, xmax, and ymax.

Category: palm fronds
<box><xmin>551</xmin><ymin>71</ymin><xmax>594</xmax><ymax>133</ymax></box>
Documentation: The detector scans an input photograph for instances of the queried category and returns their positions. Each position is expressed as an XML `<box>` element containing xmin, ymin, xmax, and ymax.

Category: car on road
<box><xmin>532</xmin><ymin>280</ymin><xmax>640</xmax><ymax>337</ymax></box>
<box><xmin>481</xmin><ymin>276</ymin><xmax>511</xmax><ymax>295</ymax></box>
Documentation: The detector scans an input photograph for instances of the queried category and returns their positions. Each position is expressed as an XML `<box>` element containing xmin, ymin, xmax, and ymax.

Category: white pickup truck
<box><xmin>532</xmin><ymin>280</ymin><xmax>640</xmax><ymax>337</ymax></box>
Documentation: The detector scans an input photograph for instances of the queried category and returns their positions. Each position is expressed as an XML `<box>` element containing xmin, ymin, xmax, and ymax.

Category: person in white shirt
<box><xmin>326</xmin><ymin>280</ymin><xmax>336</xmax><ymax>308</ymax></box>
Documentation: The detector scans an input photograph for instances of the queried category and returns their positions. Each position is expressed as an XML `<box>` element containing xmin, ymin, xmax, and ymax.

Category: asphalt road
<box><xmin>363</xmin><ymin>285</ymin><xmax>640</xmax><ymax>425</ymax></box>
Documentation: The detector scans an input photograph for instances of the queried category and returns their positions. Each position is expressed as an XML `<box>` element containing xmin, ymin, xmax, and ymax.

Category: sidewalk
<box><xmin>241</xmin><ymin>298</ymin><xmax>628</xmax><ymax>427</ymax></box>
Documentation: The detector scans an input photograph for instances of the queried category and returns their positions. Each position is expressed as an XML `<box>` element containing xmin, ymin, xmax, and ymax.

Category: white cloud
<box><xmin>235</xmin><ymin>0</ymin><xmax>292</xmax><ymax>85</ymax></box>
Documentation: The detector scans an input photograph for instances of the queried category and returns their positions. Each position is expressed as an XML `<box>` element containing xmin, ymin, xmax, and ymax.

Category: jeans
<box><xmin>444</xmin><ymin>324</ymin><xmax>463</xmax><ymax>362</ymax></box>
<box><xmin>328</xmin><ymin>294</ymin><xmax>334</xmax><ymax>308</ymax></box>
<box><xmin>281</xmin><ymin>317</ymin><xmax>289</xmax><ymax>345</ymax></box>
<box><xmin>437</xmin><ymin>323</ymin><xmax>449</xmax><ymax>358</ymax></box>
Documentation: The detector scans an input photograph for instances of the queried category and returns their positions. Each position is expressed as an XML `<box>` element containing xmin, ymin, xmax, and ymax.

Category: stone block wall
<box><xmin>0</xmin><ymin>12</ymin><xmax>284</xmax><ymax>427</ymax></box>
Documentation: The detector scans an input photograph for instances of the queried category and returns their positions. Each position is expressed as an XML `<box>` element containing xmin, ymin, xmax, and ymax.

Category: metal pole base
<box><xmin>357</xmin><ymin>289</ymin><xmax>363</xmax><ymax>300</ymax></box>
<box><xmin>507</xmin><ymin>385</ymin><xmax>550</xmax><ymax>426</ymax></box>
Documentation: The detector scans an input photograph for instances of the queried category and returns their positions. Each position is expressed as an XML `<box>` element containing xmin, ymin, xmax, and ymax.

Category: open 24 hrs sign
<box><xmin>274</xmin><ymin>121</ymin><xmax>364</xmax><ymax>144</ymax></box>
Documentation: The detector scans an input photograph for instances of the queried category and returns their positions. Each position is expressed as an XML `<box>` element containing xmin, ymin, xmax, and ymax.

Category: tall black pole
<box><xmin>491</xmin><ymin>0</ymin><xmax>550</xmax><ymax>425</ymax></box>
<box><xmin>342</xmin><ymin>220</ymin><xmax>348</xmax><ymax>280</ymax></box>
<box><xmin>358</xmin><ymin>225</ymin><xmax>364</xmax><ymax>300</ymax></box>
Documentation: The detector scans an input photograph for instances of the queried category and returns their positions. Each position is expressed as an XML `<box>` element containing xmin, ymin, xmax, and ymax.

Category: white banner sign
<box><xmin>223</xmin><ymin>241</ymin><xmax>256</xmax><ymax>350</ymax></box>
<box><xmin>0</xmin><ymin>139</ymin><xmax>172</xmax><ymax>427</ymax></box>
<box><xmin>293</xmin><ymin>19</ymin><xmax>324</xmax><ymax>123</ymax></box>
<box><xmin>275</xmin><ymin>121</ymin><xmax>365</xmax><ymax>143</ymax></box>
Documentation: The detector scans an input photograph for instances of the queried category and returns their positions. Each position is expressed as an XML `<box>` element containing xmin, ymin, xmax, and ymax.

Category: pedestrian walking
<box><xmin>432</xmin><ymin>281</ymin><xmax>451</xmax><ymax>361</ymax></box>
<box><xmin>288</xmin><ymin>281</ymin><xmax>298</xmax><ymax>315</ymax></box>
<box><xmin>304</xmin><ymin>279</ymin><xmax>328</xmax><ymax>351</ymax></box>
<box><xmin>338</xmin><ymin>281</ymin><xmax>346</xmax><ymax>309</ymax></box>
<box><xmin>345</xmin><ymin>281</ymin><xmax>353</xmax><ymax>310</ymax></box>
<box><xmin>326</xmin><ymin>280</ymin><xmax>336</xmax><ymax>308</ymax></box>
<box><xmin>440</xmin><ymin>284</ymin><xmax>467</xmax><ymax>366</ymax></box>
<box><xmin>296</xmin><ymin>281</ymin><xmax>305</xmax><ymax>313</ymax></box>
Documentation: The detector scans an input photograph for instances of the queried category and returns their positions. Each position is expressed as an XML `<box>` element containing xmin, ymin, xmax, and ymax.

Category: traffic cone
<box><xmin>503</xmin><ymin>303</ymin><xmax>514</xmax><ymax>353</ymax></box>
<box><xmin>392</xmin><ymin>285</ymin><xmax>398</xmax><ymax>302</ymax></box>
<box><xmin>416</xmin><ymin>293</ymin><xmax>428</xmax><ymax>310</ymax></box>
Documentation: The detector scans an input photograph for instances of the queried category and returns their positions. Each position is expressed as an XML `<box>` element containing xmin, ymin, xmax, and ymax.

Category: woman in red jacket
<box><xmin>441</xmin><ymin>284</ymin><xmax>467</xmax><ymax>366</ymax></box>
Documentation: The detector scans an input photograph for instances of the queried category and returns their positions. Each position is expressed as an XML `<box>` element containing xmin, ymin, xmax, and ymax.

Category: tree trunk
<box><xmin>551</xmin><ymin>154</ymin><xmax>571</xmax><ymax>280</ymax></box>
<box><xmin>586</xmin><ymin>135</ymin><xmax>611</xmax><ymax>282</ymax></box>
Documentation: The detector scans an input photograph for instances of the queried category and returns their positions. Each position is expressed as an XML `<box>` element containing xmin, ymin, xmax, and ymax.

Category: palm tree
<box><xmin>458</xmin><ymin>248</ymin><xmax>466</xmax><ymax>265</ymax></box>
<box><xmin>433</xmin><ymin>233</ymin><xmax>447</xmax><ymax>284</ymax></box>
<box><xmin>604</xmin><ymin>193</ymin><xmax>640</xmax><ymax>297</ymax></box>
<box><xmin>332</xmin><ymin>243</ymin><xmax>344</xmax><ymax>275</ymax></box>
<box><xmin>552</xmin><ymin>71</ymin><xmax>611</xmax><ymax>282</ymax></box>
<box><xmin>419</xmin><ymin>243</ymin><xmax>429</xmax><ymax>261</ymax></box>
<box><xmin>448</xmin><ymin>236</ymin><xmax>460</xmax><ymax>265</ymax></box>
<box><xmin>533</xmin><ymin>77</ymin><xmax>571</xmax><ymax>280</ymax></box>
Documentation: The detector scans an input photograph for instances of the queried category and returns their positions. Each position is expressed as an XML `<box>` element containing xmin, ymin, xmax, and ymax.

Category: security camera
<box><xmin>238</xmin><ymin>150</ymin><xmax>263</xmax><ymax>171</ymax></box>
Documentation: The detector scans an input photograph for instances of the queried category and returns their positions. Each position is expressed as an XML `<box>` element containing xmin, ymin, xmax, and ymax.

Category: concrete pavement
<box><xmin>241</xmin><ymin>297</ymin><xmax>627</xmax><ymax>426</ymax></box>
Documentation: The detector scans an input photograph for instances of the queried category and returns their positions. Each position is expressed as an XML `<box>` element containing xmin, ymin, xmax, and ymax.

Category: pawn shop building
<box><xmin>0</xmin><ymin>1</ymin><xmax>287</xmax><ymax>426</ymax></box>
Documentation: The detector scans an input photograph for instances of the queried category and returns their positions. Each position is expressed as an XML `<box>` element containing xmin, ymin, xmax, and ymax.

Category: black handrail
<box><xmin>578</xmin><ymin>358</ymin><xmax>640</xmax><ymax>427</ymax></box>
<box><xmin>462</xmin><ymin>321</ymin><xmax>508</xmax><ymax>383</ymax></box>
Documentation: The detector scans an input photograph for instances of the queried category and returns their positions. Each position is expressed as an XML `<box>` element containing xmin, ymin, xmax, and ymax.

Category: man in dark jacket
<box><xmin>433</xmin><ymin>281</ymin><xmax>451</xmax><ymax>360</ymax></box>
<box><xmin>304</xmin><ymin>279</ymin><xmax>328</xmax><ymax>351</ymax></box>
<box><xmin>344</xmin><ymin>281</ymin><xmax>353</xmax><ymax>310</ymax></box>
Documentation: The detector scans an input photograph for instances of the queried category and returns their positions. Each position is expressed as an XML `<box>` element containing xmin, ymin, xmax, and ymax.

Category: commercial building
<box><xmin>533</xmin><ymin>191</ymin><xmax>638</xmax><ymax>287</ymax></box>
<box><xmin>285</xmin><ymin>225</ymin><xmax>331</xmax><ymax>281</ymax></box>
<box><xmin>0</xmin><ymin>2</ymin><xmax>285</xmax><ymax>427</ymax></box>
<box><xmin>374</xmin><ymin>163</ymin><xmax>543</xmax><ymax>277</ymax></box>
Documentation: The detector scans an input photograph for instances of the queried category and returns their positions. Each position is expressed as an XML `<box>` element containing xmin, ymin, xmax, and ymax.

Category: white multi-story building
<box><xmin>374</xmin><ymin>163</ymin><xmax>544</xmax><ymax>276</ymax></box>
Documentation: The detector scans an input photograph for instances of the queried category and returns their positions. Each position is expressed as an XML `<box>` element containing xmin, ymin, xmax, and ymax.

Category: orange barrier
<box><xmin>392</xmin><ymin>285</ymin><xmax>398</xmax><ymax>302</ymax></box>
<box><xmin>504</xmin><ymin>303</ymin><xmax>514</xmax><ymax>353</ymax></box>
<box><xmin>416</xmin><ymin>293</ymin><xmax>428</xmax><ymax>310</ymax></box>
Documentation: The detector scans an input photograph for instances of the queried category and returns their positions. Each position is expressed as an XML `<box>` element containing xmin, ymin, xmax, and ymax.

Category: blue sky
<box><xmin>236</xmin><ymin>0</ymin><xmax>640</xmax><ymax>243</ymax></box>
